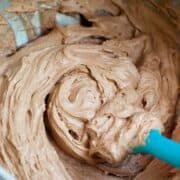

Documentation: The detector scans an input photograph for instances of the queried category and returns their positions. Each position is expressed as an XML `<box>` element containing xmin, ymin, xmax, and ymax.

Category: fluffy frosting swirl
<box><xmin>0</xmin><ymin>1</ymin><xmax>179</xmax><ymax>179</ymax></box>
<box><xmin>47</xmin><ymin>35</ymin><xmax>166</xmax><ymax>165</ymax></box>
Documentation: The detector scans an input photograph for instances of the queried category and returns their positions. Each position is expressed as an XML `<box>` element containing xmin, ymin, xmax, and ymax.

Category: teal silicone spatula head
<box><xmin>134</xmin><ymin>129</ymin><xmax>180</xmax><ymax>168</ymax></box>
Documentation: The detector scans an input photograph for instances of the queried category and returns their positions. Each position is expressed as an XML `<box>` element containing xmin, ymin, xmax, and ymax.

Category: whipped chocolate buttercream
<box><xmin>0</xmin><ymin>0</ymin><xmax>179</xmax><ymax>179</ymax></box>
<box><xmin>60</xmin><ymin>0</ymin><xmax>120</xmax><ymax>18</ymax></box>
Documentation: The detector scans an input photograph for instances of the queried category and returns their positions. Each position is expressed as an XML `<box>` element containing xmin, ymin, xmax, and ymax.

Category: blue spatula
<box><xmin>134</xmin><ymin>129</ymin><xmax>180</xmax><ymax>168</ymax></box>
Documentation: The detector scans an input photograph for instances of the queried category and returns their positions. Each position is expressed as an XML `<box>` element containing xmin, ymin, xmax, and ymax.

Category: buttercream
<box><xmin>0</xmin><ymin>0</ymin><xmax>179</xmax><ymax>179</ymax></box>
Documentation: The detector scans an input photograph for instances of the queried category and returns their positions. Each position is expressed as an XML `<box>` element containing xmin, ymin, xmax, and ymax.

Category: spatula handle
<box><xmin>134</xmin><ymin>129</ymin><xmax>180</xmax><ymax>168</ymax></box>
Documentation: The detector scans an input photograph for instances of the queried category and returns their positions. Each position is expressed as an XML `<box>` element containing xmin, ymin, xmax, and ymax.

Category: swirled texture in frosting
<box><xmin>0</xmin><ymin>1</ymin><xmax>179</xmax><ymax>179</ymax></box>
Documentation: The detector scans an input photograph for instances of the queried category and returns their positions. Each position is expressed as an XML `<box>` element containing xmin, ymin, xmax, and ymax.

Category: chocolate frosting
<box><xmin>0</xmin><ymin>0</ymin><xmax>179</xmax><ymax>179</ymax></box>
